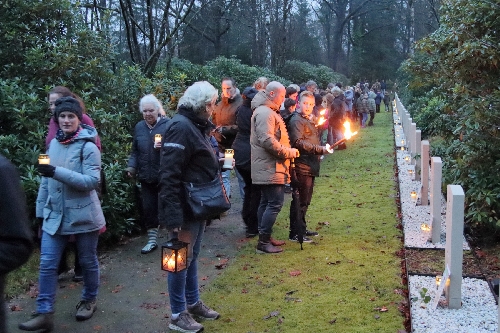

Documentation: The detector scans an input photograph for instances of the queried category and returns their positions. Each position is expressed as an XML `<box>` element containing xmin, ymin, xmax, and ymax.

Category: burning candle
<box><xmin>421</xmin><ymin>223</ymin><xmax>431</xmax><ymax>232</ymax></box>
<box><xmin>401</xmin><ymin>146</ymin><xmax>405</xmax><ymax>151</ymax></box>
<box><xmin>404</xmin><ymin>155</ymin><xmax>410</xmax><ymax>164</ymax></box>
<box><xmin>316</xmin><ymin>109</ymin><xmax>327</xmax><ymax>127</ymax></box>
<box><xmin>223</xmin><ymin>149</ymin><xmax>234</xmax><ymax>169</ymax></box>
<box><xmin>154</xmin><ymin>134</ymin><xmax>162</xmax><ymax>144</ymax></box>
<box><xmin>38</xmin><ymin>154</ymin><xmax>50</xmax><ymax>165</ymax></box>
<box><xmin>410</xmin><ymin>191</ymin><xmax>417</xmax><ymax>203</ymax></box>
<box><xmin>401</xmin><ymin>139</ymin><xmax>406</xmax><ymax>146</ymax></box>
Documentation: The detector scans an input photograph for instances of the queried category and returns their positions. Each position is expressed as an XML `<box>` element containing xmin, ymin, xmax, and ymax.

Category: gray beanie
<box><xmin>54</xmin><ymin>96</ymin><xmax>83</xmax><ymax>121</ymax></box>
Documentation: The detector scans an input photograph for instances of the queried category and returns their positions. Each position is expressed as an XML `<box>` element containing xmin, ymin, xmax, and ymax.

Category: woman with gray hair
<box><xmin>158</xmin><ymin>81</ymin><xmax>221</xmax><ymax>332</ymax></box>
<box><xmin>126</xmin><ymin>94</ymin><xmax>169</xmax><ymax>254</ymax></box>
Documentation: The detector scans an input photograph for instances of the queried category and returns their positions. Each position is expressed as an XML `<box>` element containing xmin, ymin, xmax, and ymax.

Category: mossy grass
<box><xmin>202</xmin><ymin>106</ymin><xmax>406</xmax><ymax>332</ymax></box>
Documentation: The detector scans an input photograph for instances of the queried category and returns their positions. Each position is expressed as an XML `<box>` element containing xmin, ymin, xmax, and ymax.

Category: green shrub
<box><xmin>278</xmin><ymin>60</ymin><xmax>347</xmax><ymax>88</ymax></box>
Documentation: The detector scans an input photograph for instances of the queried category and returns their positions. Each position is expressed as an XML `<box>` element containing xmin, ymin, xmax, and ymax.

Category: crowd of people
<box><xmin>5</xmin><ymin>77</ymin><xmax>391</xmax><ymax>333</ymax></box>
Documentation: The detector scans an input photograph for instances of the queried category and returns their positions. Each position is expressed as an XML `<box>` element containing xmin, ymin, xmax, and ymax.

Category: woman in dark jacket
<box><xmin>232</xmin><ymin>87</ymin><xmax>260</xmax><ymax>237</ymax></box>
<box><xmin>158</xmin><ymin>81</ymin><xmax>221</xmax><ymax>333</ymax></box>
<box><xmin>126</xmin><ymin>94</ymin><xmax>169</xmax><ymax>254</ymax></box>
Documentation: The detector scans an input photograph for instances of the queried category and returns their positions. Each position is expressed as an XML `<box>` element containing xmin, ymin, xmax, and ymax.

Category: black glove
<box><xmin>37</xmin><ymin>164</ymin><xmax>56</xmax><ymax>177</ymax></box>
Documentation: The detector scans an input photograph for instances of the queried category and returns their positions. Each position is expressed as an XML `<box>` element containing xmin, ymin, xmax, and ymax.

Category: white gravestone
<box><xmin>445</xmin><ymin>185</ymin><xmax>465</xmax><ymax>309</ymax></box>
<box><xmin>420</xmin><ymin>141</ymin><xmax>430</xmax><ymax>206</ymax></box>
<box><xmin>430</xmin><ymin>157</ymin><xmax>442</xmax><ymax>244</ymax></box>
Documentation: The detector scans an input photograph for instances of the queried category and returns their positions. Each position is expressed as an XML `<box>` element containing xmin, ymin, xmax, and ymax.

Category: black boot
<box><xmin>256</xmin><ymin>234</ymin><xmax>283</xmax><ymax>254</ymax></box>
<box><xmin>19</xmin><ymin>313</ymin><xmax>54</xmax><ymax>332</ymax></box>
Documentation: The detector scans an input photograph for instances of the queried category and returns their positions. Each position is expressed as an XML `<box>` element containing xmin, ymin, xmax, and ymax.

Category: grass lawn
<box><xmin>202</xmin><ymin>106</ymin><xmax>406</xmax><ymax>332</ymax></box>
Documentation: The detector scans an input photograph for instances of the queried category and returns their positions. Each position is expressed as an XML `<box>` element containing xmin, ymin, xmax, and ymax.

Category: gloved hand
<box><xmin>37</xmin><ymin>164</ymin><xmax>56</xmax><ymax>177</ymax></box>
<box><xmin>325</xmin><ymin>144</ymin><xmax>334</xmax><ymax>154</ymax></box>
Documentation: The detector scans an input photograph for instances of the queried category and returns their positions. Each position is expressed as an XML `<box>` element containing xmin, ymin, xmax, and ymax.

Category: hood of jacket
<box><xmin>251</xmin><ymin>91</ymin><xmax>281</xmax><ymax>112</ymax></box>
<box><xmin>368</xmin><ymin>91</ymin><xmax>377</xmax><ymax>99</ymax></box>
<box><xmin>344</xmin><ymin>89</ymin><xmax>354</xmax><ymax>101</ymax></box>
<box><xmin>75</xmin><ymin>124</ymin><xmax>98</xmax><ymax>143</ymax></box>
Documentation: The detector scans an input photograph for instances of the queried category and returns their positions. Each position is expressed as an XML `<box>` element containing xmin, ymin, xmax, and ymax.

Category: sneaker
<box><xmin>75</xmin><ymin>299</ymin><xmax>97</xmax><ymax>321</ymax></box>
<box><xmin>169</xmin><ymin>311</ymin><xmax>204</xmax><ymax>332</ymax></box>
<box><xmin>187</xmin><ymin>300</ymin><xmax>220</xmax><ymax>320</ymax></box>
<box><xmin>288</xmin><ymin>235</ymin><xmax>313</xmax><ymax>243</ymax></box>
<box><xmin>305</xmin><ymin>230</ymin><xmax>319</xmax><ymax>237</ymax></box>
<box><xmin>19</xmin><ymin>313</ymin><xmax>54</xmax><ymax>332</ymax></box>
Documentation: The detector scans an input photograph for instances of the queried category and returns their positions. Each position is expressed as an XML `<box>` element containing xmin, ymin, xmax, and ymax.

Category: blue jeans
<box><xmin>167</xmin><ymin>220</ymin><xmax>205</xmax><ymax>314</ymax></box>
<box><xmin>234</xmin><ymin>168</ymin><xmax>245</xmax><ymax>200</ymax></box>
<box><xmin>37</xmin><ymin>231</ymin><xmax>100</xmax><ymax>313</ymax></box>
<box><xmin>361</xmin><ymin>113</ymin><xmax>368</xmax><ymax>127</ymax></box>
<box><xmin>257</xmin><ymin>184</ymin><xmax>285</xmax><ymax>235</ymax></box>
<box><xmin>221</xmin><ymin>169</ymin><xmax>231</xmax><ymax>198</ymax></box>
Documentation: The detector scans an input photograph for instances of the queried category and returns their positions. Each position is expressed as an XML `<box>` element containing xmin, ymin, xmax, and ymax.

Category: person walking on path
<box><xmin>250</xmin><ymin>81</ymin><xmax>299</xmax><ymax>254</ymax></box>
<box><xmin>126</xmin><ymin>94</ymin><xmax>169</xmax><ymax>254</ymax></box>
<box><xmin>159</xmin><ymin>81</ymin><xmax>221</xmax><ymax>333</ymax></box>
<box><xmin>20</xmin><ymin>97</ymin><xmax>105</xmax><ymax>332</ymax></box>
<box><xmin>0</xmin><ymin>154</ymin><xmax>34</xmax><ymax>333</ymax></box>
<box><xmin>367</xmin><ymin>91</ymin><xmax>376</xmax><ymax>126</ymax></box>
<box><xmin>46</xmin><ymin>86</ymin><xmax>102</xmax><ymax>282</ymax></box>
<box><xmin>286</xmin><ymin>91</ymin><xmax>333</xmax><ymax>243</ymax></box>
<box><xmin>212</xmin><ymin>77</ymin><xmax>243</xmax><ymax>199</ymax></box>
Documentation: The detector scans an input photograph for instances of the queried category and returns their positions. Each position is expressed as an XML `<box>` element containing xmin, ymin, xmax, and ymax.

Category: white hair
<box><xmin>288</xmin><ymin>84</ymin><xmax>300</xmax><ymax>92</ymax></box>
<box><xmin>139</xmin><ymin>94</ymin><xmax>165</xmax><ymax>116</ymax></box>
<box><xmin>177</xmin><ymin>81</ymin><xmax>218</xmax><ymax>115</ymax></box>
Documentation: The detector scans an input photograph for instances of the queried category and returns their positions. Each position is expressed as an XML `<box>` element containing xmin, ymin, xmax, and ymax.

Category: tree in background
<box><xmin>400</xmin><ymin>0</ymin><xmax>500</xmax><ymax>230</ymax></box>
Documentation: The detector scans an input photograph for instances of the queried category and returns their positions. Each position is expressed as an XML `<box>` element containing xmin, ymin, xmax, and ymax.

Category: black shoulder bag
<box><xmin>183</xmin><ymin>172</ymin><xmax>230</xmax><ymax>220</ymax></box>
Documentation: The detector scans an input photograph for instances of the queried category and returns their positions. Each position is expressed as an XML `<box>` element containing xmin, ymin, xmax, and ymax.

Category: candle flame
<box><xmin>343</xmin><ymin>121</ymin><xmax>358</xmax><ymax>140</ymax></box>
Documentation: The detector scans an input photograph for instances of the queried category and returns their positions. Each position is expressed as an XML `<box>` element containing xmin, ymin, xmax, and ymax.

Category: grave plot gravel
<box><xmin>392</xmin><ymin>113</ymin><xmax>497</xmax><ymax>332</ymax></box>
<box><xmin>408</xmin><ymin>275</ymin><xmax>497</xmax><ymax>333</ymax></box>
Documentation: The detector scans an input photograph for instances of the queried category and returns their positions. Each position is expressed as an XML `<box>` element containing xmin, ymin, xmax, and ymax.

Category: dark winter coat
<box><xmin>127</xmin><ymin>117</ymin><xmax>169</xmax><ymax>183</ymax></box>
<box><xmin>158</xmin><ymin>107</ymin><xmax>220</xmax><ymax>229</ymax></box>
<box><xmin>287</xmin><ymin>112</ymin><xmax>328</xmax><ymax>177</ymax></box>
<box><xmin>375</xmin><ymin>91</ymin><xmax>383</xmax><ymax>105</ymax></box>
<box><xmin>232</xmin><ymin>88</ymin><xmax>258</xmax><ymax>171</ymax></box>
<box><xmin>0</xmin><ymin>155</ymin><xmax>34</xmax><ymax>333</ymax></box>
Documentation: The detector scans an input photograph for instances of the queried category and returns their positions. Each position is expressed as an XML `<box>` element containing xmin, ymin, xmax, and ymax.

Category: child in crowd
<box><xmin>286</xmin><ymin>91</ymin><xmax>333</xmax><ymax>242</ymax></box>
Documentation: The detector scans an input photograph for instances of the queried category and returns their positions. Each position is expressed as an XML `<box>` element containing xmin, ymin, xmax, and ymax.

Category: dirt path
<box><xmin>7</xmin><ymin>182</ymin><xmax>246</xmax><ymax>333</ymax></box>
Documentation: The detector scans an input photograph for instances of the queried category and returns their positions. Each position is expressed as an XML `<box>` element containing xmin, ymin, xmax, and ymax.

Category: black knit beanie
<box><xmin>54</xmin><ymin>96</ymin><xmax>83</xmax><ymax>121</ymax></box>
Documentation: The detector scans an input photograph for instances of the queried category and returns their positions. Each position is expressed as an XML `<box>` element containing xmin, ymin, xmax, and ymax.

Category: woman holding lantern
<box><xmin>126</xmin><ymin>94</ymin><xmax>169</xmax><ymax>254</ymax></box>
<box><xmin>19</xmin><ymin>96</ymin><xmax>105</xmax><ymax>331</ymax></box>
<box><xmin>158</xmin><ymin>81</ymin><xmax>221</xmax><ymax>333</ymax></box>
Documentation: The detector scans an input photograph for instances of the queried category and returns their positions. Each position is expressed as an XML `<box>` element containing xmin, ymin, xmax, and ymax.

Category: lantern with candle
<box><xmin>154</xmin><ymin>134</ymin><xmax>162</xmax><ymax>145</ymax></box>
<box><xmin>38</xmin><ymin>154</ymin><xmax>50</xmax><ymax>165</ymax></box>
<box><xmin>223</xmin><ymin>149</ymin><xmax>234</xmax><ymax>169</ymax></box>
<box><xmin>421</xmin><ymin>223</ymin><xmax>431</xmax><ymax>232</ymax></box>
<box><xmin>404</xmin><ymin>155</ymin><xmax>411</xmax><ymax>164</ymax></box>
<box><xmin>161</xmin><ymin>238</ymin><xmax>188</xmax><ymax>273</ymax></box>
<box><xmin>410</xmin><ymin>190</ymin><xmax>418</xmax><ymax>203</ymax></box>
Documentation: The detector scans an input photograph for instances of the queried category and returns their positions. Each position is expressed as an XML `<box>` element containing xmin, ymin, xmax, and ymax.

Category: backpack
<box><xmin>81</xmin><ymin>140</ymin><xmax>107</xmax><ymax>197</ymax></box>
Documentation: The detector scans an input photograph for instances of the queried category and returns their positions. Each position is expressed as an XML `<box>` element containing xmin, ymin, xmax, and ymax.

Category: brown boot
<box><xmin>256</xmin><ymin>234</ymin><xmax>283</xmax><ymax>254</ymax></box>
<box><xmin>19</xmin><ymin>313</ymin><xmax>54</xmax><ymax>332</ymax></box>
<box><xmin>270</xmin><ymin>237</ymin><xmax>285</xmax><ymax>246</ymax></box>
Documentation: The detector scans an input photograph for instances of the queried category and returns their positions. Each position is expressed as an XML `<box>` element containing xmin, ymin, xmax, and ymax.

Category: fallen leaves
<box><xmin>289</xmin><ymin>270</ymin><xmax>301</xmax><ymax>277</ymax></box>
<box><xmin>10</xmin><ymin>304</ymin><xmax>22</xmax><ymax>311</ymax></box>
<box><xmin>263</xmin><ymin>310</ymin><xmax>280</xmax><ymax>320</ymax></box>
<box><xmin>215</xmin><ymin>258</ymin><xmax>229</xmax><ymax>270</ymax></box>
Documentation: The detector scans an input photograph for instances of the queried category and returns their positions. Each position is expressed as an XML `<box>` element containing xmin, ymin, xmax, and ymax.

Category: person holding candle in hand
<box><xmin>286</xmin><ymin>90</ymin><xmax>333</xmax><ymax>242</ymax></box>
<box><xmin>126</xmin><ymin>94</ymin><xmax>169</xmax><ymax>254</ymax></box>
<box><xmin>158</xmin><ymin>81</ymin><xmax>221</xmax><ymax>333</ymax></box>
<box><xmin>20</xmin><ymin>96</ymin><xmax>105</xmax><ymax>331</ymax></box>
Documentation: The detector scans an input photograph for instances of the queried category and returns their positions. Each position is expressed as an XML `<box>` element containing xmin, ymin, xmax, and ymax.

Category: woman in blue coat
<box><xmin>19</xmin><ymin>97</ymin><xmax>105</xmax><ymax>332</ymax></box>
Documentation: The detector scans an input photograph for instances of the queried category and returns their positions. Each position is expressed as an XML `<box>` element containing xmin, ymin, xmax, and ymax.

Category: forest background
<box><xmin>0</xmin><ymin>0</ymin><xmax>498</xmax><ymax>243</ymax></box>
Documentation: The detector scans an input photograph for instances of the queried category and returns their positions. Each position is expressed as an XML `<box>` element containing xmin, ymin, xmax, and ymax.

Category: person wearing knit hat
<box><xmin>20</xmin><ymin>93</ymin><xmax>104</xmax><ymax>331</ymax></box>
<box><xmin>54</xmin><ymin>96</ymin><xmax>83</xmax><ymax>122</ymax></box>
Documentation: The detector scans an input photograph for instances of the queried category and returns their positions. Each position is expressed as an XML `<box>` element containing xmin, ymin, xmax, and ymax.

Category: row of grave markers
<box><xmin>393</xmin><ymin>93</ymin><xmax>464</xmax><ymax>310</ymax></box>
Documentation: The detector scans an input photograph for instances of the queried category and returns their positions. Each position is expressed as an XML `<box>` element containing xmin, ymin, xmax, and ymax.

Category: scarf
<box><xmin>55</xmin><ymin>125</ymin><xmax>82</xmax><ymax>144</ymax></box>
